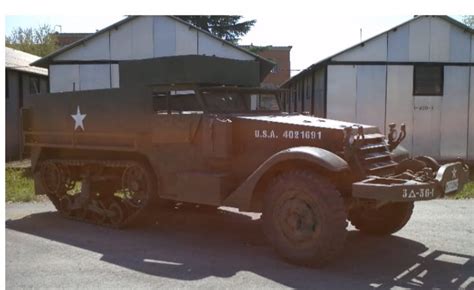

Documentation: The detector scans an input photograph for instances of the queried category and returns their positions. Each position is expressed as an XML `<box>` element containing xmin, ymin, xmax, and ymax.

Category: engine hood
<box><xmin>231</xmin><ymin>114</ymin><xmax>380</xmax><ymax>134</ymax></box>
<box><xmin>225</xmin><ymin>114</ymin><xmax>382</xmax><ymax>155</ymax></box>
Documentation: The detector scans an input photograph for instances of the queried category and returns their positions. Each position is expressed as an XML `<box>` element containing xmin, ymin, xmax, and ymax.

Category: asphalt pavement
<box><xmin>6</xmin><ymin>199</ymin><xmax>474</xmax><ymax>289</ymax></box>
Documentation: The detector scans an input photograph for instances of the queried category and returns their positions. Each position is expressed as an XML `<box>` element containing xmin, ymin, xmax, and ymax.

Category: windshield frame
<box><xmin>197</xmin><ymin>86</ymin><xmax>285</xmax><ymax>114</ymax></box>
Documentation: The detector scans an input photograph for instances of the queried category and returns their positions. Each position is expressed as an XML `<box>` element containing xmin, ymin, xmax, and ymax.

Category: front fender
<box><xmin>223</xmin><ymin>146</ymin><xmax>349</xmax><ymax>210</ymax></box>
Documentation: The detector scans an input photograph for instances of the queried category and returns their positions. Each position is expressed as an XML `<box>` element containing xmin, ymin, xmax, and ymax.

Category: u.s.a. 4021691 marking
<box><xmin>254</xmin><ymin>129</ymin><xmax>322</xmax><ymax>140</ymax></box>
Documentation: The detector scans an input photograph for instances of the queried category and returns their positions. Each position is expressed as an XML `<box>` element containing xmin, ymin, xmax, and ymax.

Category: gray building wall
<box><xmin>283</xmin><ymin>16</ymin><xmax>474</xmax><ymax>161</ymax></box>
<box><xmin>286</xmin><ymin>67</ymin><xmax>326</xmax><ymax>117</ymax></box>
<box><xmin>47</xmin><ymin>16</ymin><xmax>256</xmax><ymax>93</ymax></box>
<box><xmin>6</xmin><ymin>69</ymin><xmax>48</xmax><ymax>161</ymax></box>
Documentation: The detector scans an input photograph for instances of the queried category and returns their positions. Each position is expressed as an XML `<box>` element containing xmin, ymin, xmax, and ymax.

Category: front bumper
<box><xmin>352</xmin><ymin>161</ymin><xmax>470</xmax><ymax>202</ymax></box>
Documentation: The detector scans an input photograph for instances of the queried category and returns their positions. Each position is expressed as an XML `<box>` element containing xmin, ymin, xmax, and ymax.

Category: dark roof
<box><xmin>31</xmin><ymin>15</ymin><xmax>275</xmax><ymax>74</ymax></box>
<box><xmin>282</xmin><ymin>15</ymin><xmax>473</xmax><ymax>87</ymax></box>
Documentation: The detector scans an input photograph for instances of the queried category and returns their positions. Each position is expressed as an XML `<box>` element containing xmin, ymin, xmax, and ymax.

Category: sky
<box><xmin>5</xmin><ymin>14</ymin><xmax>466</xmax><ymax>77</ymax></box>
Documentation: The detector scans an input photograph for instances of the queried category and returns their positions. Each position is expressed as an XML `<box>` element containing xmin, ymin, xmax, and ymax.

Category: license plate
<box><xmin>445</xmin><ymin>179</ymin><xmax>459</xmax><ymax>193</ymax></box>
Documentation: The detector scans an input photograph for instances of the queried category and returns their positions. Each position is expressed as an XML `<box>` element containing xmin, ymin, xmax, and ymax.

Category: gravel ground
<box><xmin>6</xmin><ymin>199</ymin><xmax>474</xmax><ymax>289</ymax></box>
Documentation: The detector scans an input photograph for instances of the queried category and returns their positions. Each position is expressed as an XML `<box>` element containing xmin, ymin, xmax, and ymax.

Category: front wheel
<box><xmin>262</xmin><ymin>170</ymin><xmax>347</xmax><ymax>267</ymax></box>
<box><xmin>349</xmin><ymin>202</ymin><xmax>414</xmax><ymax>235</ymax></box>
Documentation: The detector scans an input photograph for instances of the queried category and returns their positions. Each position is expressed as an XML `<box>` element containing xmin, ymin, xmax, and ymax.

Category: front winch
<box><xmin>352</xmin><ymin>161</ymin><xmax>469</xmax><ymax>202</ymax></box>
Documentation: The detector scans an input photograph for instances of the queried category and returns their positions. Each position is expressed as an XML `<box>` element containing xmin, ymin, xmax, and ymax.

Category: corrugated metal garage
<box><xmin>282</xmin><ymin>15</ymin><xmax>474</xmax><ymax>162</ymax></box>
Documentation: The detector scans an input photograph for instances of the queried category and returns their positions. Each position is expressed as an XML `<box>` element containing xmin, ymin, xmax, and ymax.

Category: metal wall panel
<box><xmin>286</xmin><ymin>90</ymin><xmax>290</xmax><ymax>112</ymax></box>
<box><xmin>356</xmin><ymin>65</ymin><xmax>386</xmax><ymax>132</ymax></box>
<box><xmin>333</xmin><ymin>34</ymin><xmax>387</xmax><ymax>61</ymax></box>
<box><xmin>449</xmin><ymin>24</ymin><xmax>471</xmax><ymax>62</ymax></box>
<box><xmin>175</xmin><ymin>21</ymin><xmax>197</xmax><ymax>55</ymax></box>
<box><xmin>54</xmin><ymin>31</ymin><xmax>110</xmax><ymax>61</ymax></box>
<box><xmin>386</xmin><ymin>65</ymin><xmax>413</xmax><ymax>153</ymax></box>
<box><xmin>6</xmin><ymin>70</ymin><xmax>20</xmax><ymax>160</ymax></box>
<box><xmin>110</xmin><ymin>17</ymin><xmax>153</xmax><ymax>60</ymax></box>
<box><xmin>387</xmin><ymin>23</ymin><xmax>409</xmax><ymax>61</ymax></box>
<box><xmin>110</xmin><ymin>19</ymin><xmax>133</xmax><ymax>59</ymax></box>
<box><xmin>286</xmin><ymin>85</ymin><xmax>290</xmax><ymax>112</ymax></box>
<box><xmin>111</xmin><ymin>64</ymin><xmax>120</xmax><ymax>88</ymax></box>
<box><xmin>440</xmin><ymin>66</ymin><xmax>469</xmax><ymax>159</ymax></box>
<box><xmin>468</xmin><ymin>67</ymin><xmax>474</xmax><ymax>161</ymax></box>
<box><xmin>471</xmin><ymin>35</ymin><xmax>474</xmax><ymax>62</ymax></box>
<box><xmin>429</xmin><ymin>17</ymin><xmax>450</xmax><ymax>62</ymax></box>
<box><xmin>50</xmin><ymin>65</ymin><xmax>80</xmax><ymax>93</ymax></box>
<box><xmin>327</xmin><ymin>65</ymin><xmax>357</xmax><ymax>122</ymax></box>
<box><xmin>296</xmin><ymin>81</ymin><xmax>302</xmax><ymax>112</ymax></box>
<box><xmin>153</xmin><ymin>16</ymin><xmax>176</xmax><ymax>57</ymax></box>
<box><xmin>412</xmin><ymin>96</ymin><xmax>442</xmax><ymax>158</ymax></box>
<box><xmin>290</xmin><ymin>83</ymin><xmax>295</xmax><ymax>112</ymax></box>
<box><xmin>304</xmin><ymin>75</ymin><xmax>312</xmax><ymax>112</ymax></box>
<box><xmin>197</xmin><ymin>31</ymin><xmax>253</xmax><ymax>60</ymax></box>
<box><xmin>130</xmin><ymin>16</ymin><xmax>154</xmax><ymax>59</ymax></box>
<box><xmin>40</xmin><ymin>78</ymin><xmax>48</xmax><ymax>93</ymax></box>
<box><xmin>409</xmin><ymin>17</ymin><xmax>430</xmax><ymax>61</ymax></box>
<box><xmin>79</xmin><ymin>64</ymin><xmax>111</xmax><ymax>91</ymax></box>
<box><xmin>313</xmin><ymin>68</ymin><xmax>325</xmax><ymax>117</ymax></box>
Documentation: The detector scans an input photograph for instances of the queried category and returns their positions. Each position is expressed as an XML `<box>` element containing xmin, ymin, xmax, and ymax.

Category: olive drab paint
<box><xmin>22</xmin><ymin>55</ymin><xmax>470</xmax><ymax>266</ymax></box>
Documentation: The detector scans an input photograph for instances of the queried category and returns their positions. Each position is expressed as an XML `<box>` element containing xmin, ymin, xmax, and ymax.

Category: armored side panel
<box><xmin>119</xmin><ymin>55</ymin><xmax>261</xmax><ymax>88</ymax></box>
<box><xmin>23</xmin><ymin>87</ymin><xmax>152</xmax><ymax>152</ymax></box>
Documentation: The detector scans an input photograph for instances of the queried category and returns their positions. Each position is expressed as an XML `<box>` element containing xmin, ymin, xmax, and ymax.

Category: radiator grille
<box><xmin>358</xmin><ymin>133</ymin><xmax>397</xmax><ymax>176</ymax></box>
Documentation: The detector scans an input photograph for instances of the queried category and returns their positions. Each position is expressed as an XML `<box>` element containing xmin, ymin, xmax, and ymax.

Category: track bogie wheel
<box><xmin>108</xmin><ymin>200</ymin><xmax>127</xmax><ymax>228</ymax></box>
<box><xmin>121</xmin><ymin>163</ymin><xmax>154</xmax><ymax>208</ymax></box>
<box><xmin>40</xmin><ymin>161</ymin><xmax>65</xmax><ymax>195</ymax></box>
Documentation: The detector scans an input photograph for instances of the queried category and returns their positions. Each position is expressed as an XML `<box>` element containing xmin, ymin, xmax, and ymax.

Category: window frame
<box><xmin>413</xmin><ymin>64</ymin><xmax>444</xmax><ymax>96</ymax></box>
<box><xmin>152</xmin><ymin>89</ymin><xmax>203</xmax><ymax>115</ymax></box>
<box><xmin>29</xmin><ymin>75</ymin><xmax>41</xmax><ymax>95</ymax></box>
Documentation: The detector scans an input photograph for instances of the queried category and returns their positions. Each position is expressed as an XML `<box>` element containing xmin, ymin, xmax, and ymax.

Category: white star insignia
<box><xmin>71</xmin><ymin>106</ymin><xmax>87</xmax><ymax>131</ymax></box>
<box><xmin>452</xmin><ymin>168</ymin><xmax>457</xmax><ymax>179</ymax></box>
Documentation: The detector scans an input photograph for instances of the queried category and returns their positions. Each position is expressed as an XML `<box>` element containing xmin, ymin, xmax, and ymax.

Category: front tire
<box><xmin>349</xmin><ymin>202</ymin><xmax>414</xmax><ymax>235</ymax></box>
<box><xmin>262</xmin><ymin>170</ymin><xmax>347</xmax><ymax>267</ymax></box>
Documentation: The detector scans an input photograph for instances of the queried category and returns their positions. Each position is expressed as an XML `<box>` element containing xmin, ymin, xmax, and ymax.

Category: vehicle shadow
<box><xmin>6</xmin><ymin>207</ymin><xmax>474</xmax><ymax>289</ymax></box>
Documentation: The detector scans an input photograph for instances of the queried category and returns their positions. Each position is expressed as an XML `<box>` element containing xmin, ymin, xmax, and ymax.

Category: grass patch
<box><xmin>454</xmin><ymin>181</ymin><xmax>474</xmax><ymax>199</ymax></box>
<box><xmin>452</xmin><ymin>168</ymin><xmax>474</xmax><ymax>199</ymax></box>
<box><xmin>5</xmin><ymin>168</ymin><xmax>37</xmax><ymax>202</ymax></box>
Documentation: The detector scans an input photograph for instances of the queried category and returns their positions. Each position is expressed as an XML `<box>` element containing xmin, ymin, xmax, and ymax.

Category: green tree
<box><xmin>6</xmin><ymin>24</ymin><xmax>58</xmax><ymax>57</ymax></box>
<box><xmin>462</xmin><ymin>15</ymin><xmax>474</xmax><ymax>28</ymax></box>
<box><xmin>176</xmin><ymin>16</ymin><xmax>256</xmax><ymax>43</ymax></box>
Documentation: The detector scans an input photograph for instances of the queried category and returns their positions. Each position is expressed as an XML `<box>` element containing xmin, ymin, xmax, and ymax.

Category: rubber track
<box><xmin>49</xmin><ymin>159</ymin><xmax>154</xmax><ymax>229</ymax></box>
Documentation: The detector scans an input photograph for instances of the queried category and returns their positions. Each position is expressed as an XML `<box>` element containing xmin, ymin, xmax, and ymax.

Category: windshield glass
<box><xmin>201</xmin><ymin>90</ymin><xmax>281</xmax><ymax>113</ymax></box>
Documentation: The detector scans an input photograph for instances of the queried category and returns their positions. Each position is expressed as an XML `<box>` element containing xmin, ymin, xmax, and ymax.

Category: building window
<box><xmin>413</xmin><ymin>65</ymin><xmax>443</xmax><ymax>96</ymax></box>
<box><xmin>29</xmin><ymin>76</ymin><xmax>40</xmax><ymax>95</ymax></box>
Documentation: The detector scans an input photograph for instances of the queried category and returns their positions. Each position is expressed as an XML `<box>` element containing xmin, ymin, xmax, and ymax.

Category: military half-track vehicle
<box><xmin>23</xmin><ymin>56</ymin><xmax>469</xmax><ymax>266</ymax></box>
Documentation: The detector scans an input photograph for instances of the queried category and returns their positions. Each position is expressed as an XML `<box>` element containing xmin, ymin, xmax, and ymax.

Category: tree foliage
<box><xmin>6</xmin><ymin>24</ymin><xmax>58</xmax><ymax>57</ymax></box>
<box><xmin>176</xmin><ymin>16</ymin><xmax>256</xmax><ymax>43</ymax></box>
<box><xmin>462</xmin><ymin>15</ymin><xmax>474</xmax><ymax>28</ymax></box>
